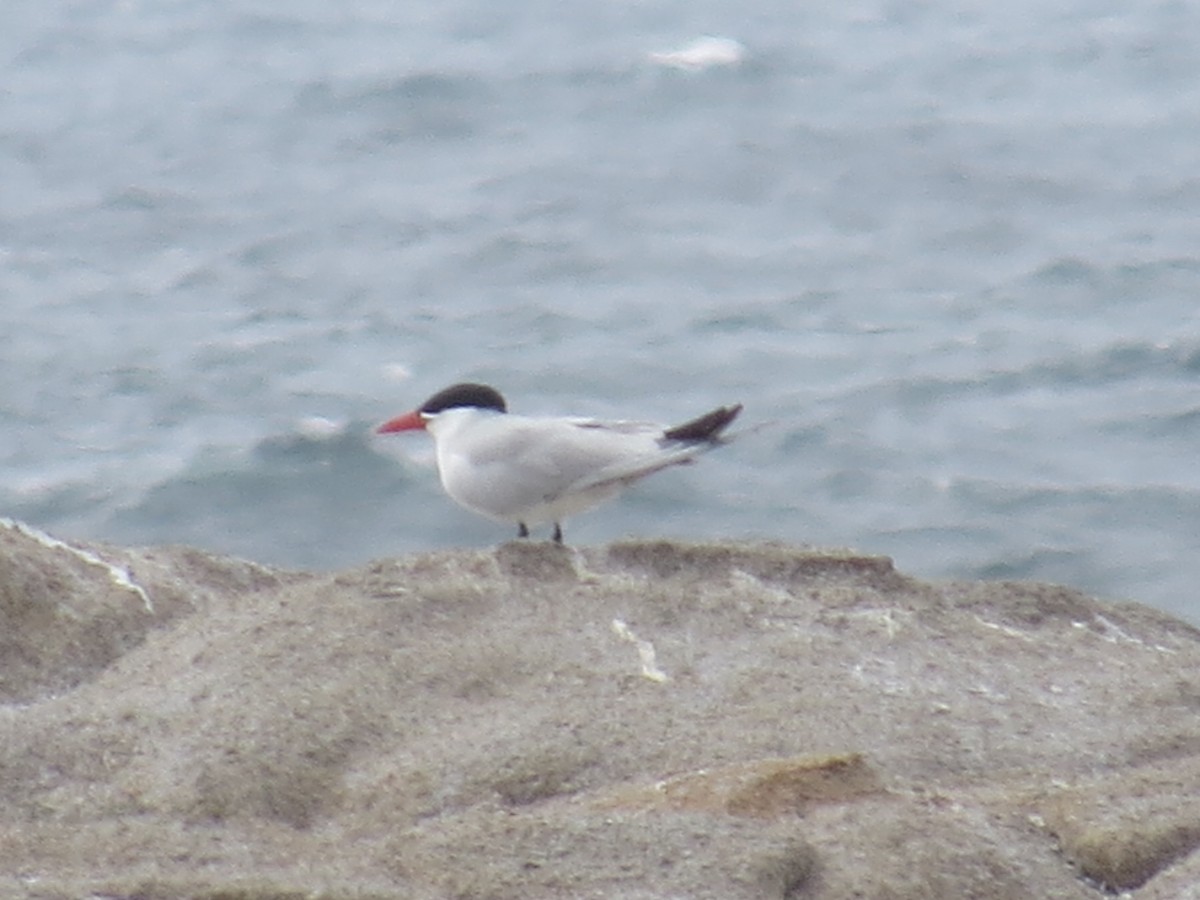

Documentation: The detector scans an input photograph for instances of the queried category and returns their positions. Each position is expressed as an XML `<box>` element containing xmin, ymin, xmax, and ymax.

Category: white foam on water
<box><xmin>648</xmin><ymin>36</ymin><xmax>746</xmax><ymax>71</ymax></box>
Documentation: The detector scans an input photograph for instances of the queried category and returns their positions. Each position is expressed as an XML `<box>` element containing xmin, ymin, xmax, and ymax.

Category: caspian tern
<box><xmin>376</xmin><ymin>383</ymin><xmax>742</xmax><ymax>544</ymax></box>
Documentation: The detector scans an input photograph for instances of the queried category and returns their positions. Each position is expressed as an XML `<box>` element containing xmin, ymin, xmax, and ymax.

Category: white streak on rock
<box><xmin>611</xmin><ymin>619</ymin><xmax>668</xmax><ymax>683</ymax></box>
<box><xmin>1</xmin><ymin>518</ymin><xmax>154</xmax><ymax>614</ymax></box>
<box><xmin>974</xmin><ymin>615</ymin><xmax>1036</xmax><ymax>642</ymax></box>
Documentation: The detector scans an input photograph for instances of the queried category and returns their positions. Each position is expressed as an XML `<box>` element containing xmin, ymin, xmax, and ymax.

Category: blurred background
<box><xmin>2</xmin><ymin>0</ymin><xmax>1198</xmax><ymax>622</ymax></box>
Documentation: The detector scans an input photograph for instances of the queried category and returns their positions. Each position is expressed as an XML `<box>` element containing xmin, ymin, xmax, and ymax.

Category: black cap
<box><xmin>419</xmin><ymin>383</ymin><xmax>508</xmax><ymax>414</ymax></box>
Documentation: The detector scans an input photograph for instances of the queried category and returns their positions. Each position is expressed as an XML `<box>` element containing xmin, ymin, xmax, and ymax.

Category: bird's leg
<box><xmin>517</xmin><ymin>522</ymin><xmax>529</xmax><ymax>539</ymax></box>
<box><xmin>552</xmin><ymin>523</ymin><xmax>563</xmax><ymax>544</ymax></box>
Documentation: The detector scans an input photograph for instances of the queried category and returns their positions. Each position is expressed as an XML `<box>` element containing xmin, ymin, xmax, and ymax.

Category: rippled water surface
<box><xmin>3</xmin><ymin>0</ymin><xmax>1199</xmax><ymax>621</ymax></box>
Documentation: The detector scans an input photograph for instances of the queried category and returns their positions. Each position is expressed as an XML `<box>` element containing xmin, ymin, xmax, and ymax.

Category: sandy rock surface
<box><xmin>2</xmin><ymin>522</ymin><xmax>1199</xmax><ymax>898</ymax></box>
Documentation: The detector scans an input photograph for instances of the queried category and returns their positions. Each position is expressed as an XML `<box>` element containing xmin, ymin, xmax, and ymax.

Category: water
<box><xmin>3</xmin><ymin>0</ymin><xmax>1199</xmax><ymax>623</ymax></box>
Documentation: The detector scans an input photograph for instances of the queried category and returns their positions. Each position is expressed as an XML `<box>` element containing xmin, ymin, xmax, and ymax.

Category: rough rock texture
<box><xmin>2</xmin><ymin>523</ymin><xmax>1200</xmax><ymax>898</ymax></box>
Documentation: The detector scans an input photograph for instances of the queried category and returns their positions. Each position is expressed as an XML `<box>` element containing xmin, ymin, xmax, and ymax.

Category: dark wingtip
<box><xmin>662</xmin><ymin>403</ymin><xmax>743</xmax><ymax>443</ymax></box>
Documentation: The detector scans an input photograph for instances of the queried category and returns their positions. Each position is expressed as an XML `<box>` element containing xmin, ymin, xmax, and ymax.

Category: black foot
<box><xmin>517</xmin><ymin>522</ymin><xmax>529</xmax><ymax>539</ymax></box>
<box><xmin>552</xmin><ymin>523</ymin><xmax>563</xmax><ymax>544</ymax></box>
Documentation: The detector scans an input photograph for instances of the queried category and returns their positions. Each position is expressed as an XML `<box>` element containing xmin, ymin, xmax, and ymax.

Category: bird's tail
<box><xmin>662</xmin><ymin>403</ymin><xmax>743</xmax><ymax>443</ymax></box>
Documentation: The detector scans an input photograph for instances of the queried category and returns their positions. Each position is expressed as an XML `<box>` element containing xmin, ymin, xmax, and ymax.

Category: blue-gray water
<box><xmin>3</xmin><ymin>1</ymin><xmax>1199</xmax><ymax>623</ymax></box>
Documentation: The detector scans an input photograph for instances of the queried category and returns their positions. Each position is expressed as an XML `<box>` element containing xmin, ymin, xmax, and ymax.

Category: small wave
<box><xmin>250</xmin><ymin>424</ymin><xmax>377</xmax><ymax>468</ymax></box>
<box><xmin>648</xmin><ymin>36</ymin><xmax>746</xmax><ymax>72</ymax></box>
<box><xmin>98</xmin><ymin>423</ymin><xmax>431</xmax><ymax>567</ymax></box>
<box><xmin>293</xmin><ymin>71</ymin><xmax>493</xmax><ymax>143</ymax></box>
<box><xmin>104</xmin><ymin>185</ymin><xmax>191</xmax><ymax>212</ymax></box>
<box><xmin>294</xmin><ymin>415</ymin><xmax>346</xmax><ymax>441</ymax></box>
<box><xmin>1138</xmin><ymin>406</ymin><xmax>1200</xmax><ymax>437</ymax></box>
<box><xmin>297</xmin><ymin>70</ymin><xmax>491</xmax><ymax>110</ymax></box>
<box><xmin>973</xmin><ymin>546</ymin><xmax>1093</xmax><ymax>584</ymax></box>
<box><xmin>949</xmin><ymin>478</ymin><xmax>1200</xmax><ymax>513</ymax></box>
<box><xmin>980</xmin><ymin>339</ymin><xmax>1200</xmax><ymax>393</ymax></box>
<box><xmin>1022</xmin><ymin>256</ymin><xmax>1200</xmax><ymax>305</ymax></box>
<box><xmin>849</xmin><ymin>336</ymin><xmax>1200</xmax><ymax>414</ymax></box>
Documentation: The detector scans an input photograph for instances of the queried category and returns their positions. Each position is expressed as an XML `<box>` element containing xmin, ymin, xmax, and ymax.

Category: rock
<box><xmin>1038</xmin><ymin>755</ymin><xmax>1200</xmax><ymax>891</ymax></box>
<box><xmin>591</xmin><ymin>752</ymin><xmax>884</xmax><ymax>818</ymax></box>
<box><xmin>1</xmin><ymin>526</ymin><xmax>1198</xmax><ymax>898</ymax></box>
<box><xmin>1</xmin><ymin>521</ymin><xmax>163</xmax><ymax>704</ymax></box>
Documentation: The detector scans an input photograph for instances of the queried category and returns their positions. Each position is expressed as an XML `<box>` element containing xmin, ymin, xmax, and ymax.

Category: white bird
<box><xmin>376</xmin><ymin>383</ymin><xmax>743</xmax><ymax>544</ymax></box>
